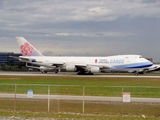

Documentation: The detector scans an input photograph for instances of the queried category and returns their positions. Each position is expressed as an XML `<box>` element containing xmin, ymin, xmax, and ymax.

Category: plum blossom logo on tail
<box><xmin>95</xmin><ymin>59</ymin><xmax>98</xmax><ymax>63</ymax></box>
<box><xmin>20</xmin><ymin>42</ymin><xmax>34</xmax><ymax>55</ymax></box>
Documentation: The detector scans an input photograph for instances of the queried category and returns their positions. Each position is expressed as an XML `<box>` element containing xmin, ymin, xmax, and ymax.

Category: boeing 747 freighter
<box><xmin>14</xmin><ymin>37</ymin><xmax>153</xmax><ymax>75</ymax></box>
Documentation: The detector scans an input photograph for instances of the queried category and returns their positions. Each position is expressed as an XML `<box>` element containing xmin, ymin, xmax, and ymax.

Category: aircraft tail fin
<box><xmin>16</xmin><ymin>37</ymin><xmax>43</xmax><ymax>56</ymax></box>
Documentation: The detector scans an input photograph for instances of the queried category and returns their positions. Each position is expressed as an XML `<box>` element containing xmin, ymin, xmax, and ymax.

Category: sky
<box><xmin>0</xmin><ymin>0</ymin><xmax>160</xmax><ymax>62</ymax></box>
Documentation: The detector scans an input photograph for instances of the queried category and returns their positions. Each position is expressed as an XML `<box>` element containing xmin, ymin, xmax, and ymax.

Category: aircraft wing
<box><xmin>10</xmin><ymin>56</ymin><xmax>59</xmax><ymax>68</ymax></box>
<box><xmin>75</xmin><ymin>63</ymin><xmax>111</xmax><ymax>69</ymax></box>
<box><xmin>9</xmin><ymin>56</ymin><xmax>21</xmax><ymax>60</ymax></box>
<box><xmin>10</xmin><ymin>56</ymin><xmax>37</xmax><ymax>62</ymax></box>
<box><xmin>10</xmin><ymin>56</ymin><xmax>111</xmax><ymax>70</ymax></box>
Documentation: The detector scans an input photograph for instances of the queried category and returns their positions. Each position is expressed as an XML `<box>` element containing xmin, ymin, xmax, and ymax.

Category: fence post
<box><xmin>14</xmin><ymin>84</ymin><xmax>17</xmax><ymax>112</ymax></box>
<box><xmin>121</xmin><ymin>85</ymin><xmax>124</xmax><ymax>116</ymax></box>
<box><xmin>57</xmin><ymin>86</ymin><xmax>60</xmax><ymax>113</ymax></box>
<box><xmin>82</xmin><ymin>84</ymin><xmax>85</xmax><ymax>114</ymax></box>
<box><xmin>48</xmin><ymin>85</ymin><xmax>50</xmax><ymax>113</ymax></box>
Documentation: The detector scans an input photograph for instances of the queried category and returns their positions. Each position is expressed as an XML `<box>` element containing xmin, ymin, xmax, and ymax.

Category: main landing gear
<box><xmin>41</xmin><ymin>70</ymin><xmax>47</xmax><ymax>73</ymax></box>
<box><xmin>135</xmin><ymin>72</ymin><xmax>139</xmax><ymax>76</ymax></box>
<box><xmin>77</xmin><ymin>70</ymin><xmax>94</xmax><ymax>75</ymax></box>
<box><xmin>54</xmin><ymin>68</ymin><xmax>60</xmax><ymax>73</ymax></box>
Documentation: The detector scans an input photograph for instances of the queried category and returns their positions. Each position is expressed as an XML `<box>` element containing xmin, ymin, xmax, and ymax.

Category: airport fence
<box><xmin>0</xmin><ymin>84</ymin><xmax>160</xmax><ymax>116</ymax></box>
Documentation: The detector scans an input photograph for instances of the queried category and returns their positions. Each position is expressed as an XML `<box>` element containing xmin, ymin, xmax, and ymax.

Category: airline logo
<box><xmin>95</xmin><ymin>59</ymin><xmax>124</xmax><ymax>64</ymax></box>
<box><xmin>95</xmin><ymin>59</ymin><xmax>109</xmax><ymax>63</ymax></box>
<box><xmin>20</xmin><ymin>42</ymin><xmax>34</xmax><ymax>55</ymax></box>
<box><xmin>99</xmin><ymin>59</ymin><xmax>109</xmax><ymax>63</ymax></box>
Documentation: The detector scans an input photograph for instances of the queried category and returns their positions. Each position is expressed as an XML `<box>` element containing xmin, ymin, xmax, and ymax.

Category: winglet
<box><xmin>16</xmin><ymin>37</ymin><xmax>43</xmax><ymax>56</ymax></box>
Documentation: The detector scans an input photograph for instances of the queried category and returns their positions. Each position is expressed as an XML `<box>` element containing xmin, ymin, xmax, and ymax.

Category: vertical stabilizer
<box><xmin>16</xmin><ymin>37</ymin><xmax>43</xmax><ymax>56</ymax></box>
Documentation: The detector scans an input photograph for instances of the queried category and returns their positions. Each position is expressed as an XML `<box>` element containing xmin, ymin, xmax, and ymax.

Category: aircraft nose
<box><xmin>147</xmin><ymin>60</ymin><xmax>153</xmax><ymax>67</ymax></box>
<box><xmin>142</xmin><ymin>58</ymin><xmax>153</xmax><ymax>67</ymax></box>
<box><xmin>150</xmin><ymin>61</ymin><xmax>153</xmax><ymax>66</ymax></box>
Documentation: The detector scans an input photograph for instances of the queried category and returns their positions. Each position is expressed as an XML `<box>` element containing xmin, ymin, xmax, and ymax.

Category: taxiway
<box><xmin>0</xmin><ymin>71</ymin><xmax>160</xmax><ymax>78</ymax></box>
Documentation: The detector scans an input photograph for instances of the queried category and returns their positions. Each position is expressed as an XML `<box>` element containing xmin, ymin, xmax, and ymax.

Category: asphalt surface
<box><xmin>0</xmin><ymin>93</ymin><xmax>160</xmax><ymax>103</ymax></box>
<box><xmin>1</xmin><ymin>71</ymin><xmax>160</xmax><ymax>78</ymax></box>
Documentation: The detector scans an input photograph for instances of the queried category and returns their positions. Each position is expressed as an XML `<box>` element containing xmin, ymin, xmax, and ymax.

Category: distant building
<box><xmin>0</xmin><ymin>52</ymin><xmax>22</xmax><ymax>64</ymax></box>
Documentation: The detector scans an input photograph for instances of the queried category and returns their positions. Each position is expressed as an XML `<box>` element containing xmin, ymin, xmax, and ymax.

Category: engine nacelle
<box><xmin>64</xmin><ymin>65</ymin><xmax>77</xmax><ymax>72</ymax></box>
<box><xmin>87</xmin><ymin>66</ymin><xmax>100</xmax><ymax>73</ymax></box>
<box><xmin>39</xmin><ymin>66</ymin><xmax>53</xmax><ymax>71</ymax></box>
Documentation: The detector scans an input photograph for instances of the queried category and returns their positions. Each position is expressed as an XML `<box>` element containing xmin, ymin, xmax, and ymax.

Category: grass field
<box><xmin>0</xmin><ymin>75</ymin><xmax>160</xmax><ymax>119</ymax></box>
<box><xmin>0</xmin><ymin>75</ymin><xmax>160</xmax><ymax>97</ymax></box>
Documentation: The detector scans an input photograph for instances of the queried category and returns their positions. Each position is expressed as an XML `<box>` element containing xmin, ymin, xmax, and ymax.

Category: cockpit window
<box><xmin>139</xmin><ymin>56</ymin><xmax>142</xmax><ymax>58</ymax></box>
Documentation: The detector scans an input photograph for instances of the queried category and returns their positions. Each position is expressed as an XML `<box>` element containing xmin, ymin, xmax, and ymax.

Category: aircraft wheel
<box><xmin>135</xmin><ymin>72</ymin><xmax>139</xmax><ymax>76</ymax></box>
<box><xmin>88</xmin><ymin>72</ymin><xmax>94</xmax><ymax>75</ymax></box>
<box><xmin>55</xmin><ymin>69</ymin><xmax>59</xmax><ymax>73</ymax></box>
<box><xmin>77</xmin><ymin>72</ymin><xmax>84</xmax><ymax>75</ymax></box>
<box><xmin>77</xmin><ymin>70</ymin><xmax>85</xmax><ymax>75</ymax></box>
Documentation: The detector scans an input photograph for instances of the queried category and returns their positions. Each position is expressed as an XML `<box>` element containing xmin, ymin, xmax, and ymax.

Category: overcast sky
<box><xmin>0</xmin><ymin>0</ymin><xmax>160</xmax><ymax>61</ymax></box>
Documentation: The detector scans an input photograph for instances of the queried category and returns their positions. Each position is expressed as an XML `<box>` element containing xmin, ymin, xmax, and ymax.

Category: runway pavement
<box><xmin>0</xmin><ymin>71</ymin><xmax>160</xmax><ymax>78</ymax></box>
<box><xmin>0</xmin><ymin>93</ymin><xmax>160</xmax><ymax>103</ymax></box>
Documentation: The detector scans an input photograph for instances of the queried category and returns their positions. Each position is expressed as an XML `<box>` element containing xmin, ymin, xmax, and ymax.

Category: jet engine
<box><xmin>87</xmin><ymin>66</ymin><xmax>100</xmax><ymax>73</ymax></box>
<box><xmin>39</xmin><ymin>66</ymin><xmax>53</xmax><ymax>73</ymax></box>
<box><xmin>63</xmin><ymin>65</ymin><xmax>77</xmax><ymax>72</ymax></box>
<box><xmin>40</xmin><ymin>66</ymin><xmax>52</xmax><ymax>71</ymax></box>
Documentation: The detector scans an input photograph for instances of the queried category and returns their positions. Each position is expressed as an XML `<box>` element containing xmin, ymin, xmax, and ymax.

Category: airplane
<box><xmin>15</xmin><ymin>37</ymin><xmax>153</xmax><ymax>75</ymax></box>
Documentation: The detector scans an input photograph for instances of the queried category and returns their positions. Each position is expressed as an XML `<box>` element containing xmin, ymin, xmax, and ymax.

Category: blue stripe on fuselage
<box><xmin>113</xmin><ymin>62</ymin><xmax>153</xmax><ymax>69</ymax></box>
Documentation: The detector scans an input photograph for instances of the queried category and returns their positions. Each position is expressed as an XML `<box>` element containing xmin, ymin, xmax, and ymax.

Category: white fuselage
<box><xmin>15</xmin><ymin>37</ymin><xmax>153</xmax><ymax>75</ymax></box>
<box><xmin>19</xmin><ymin>55</ymin><xmax>153</xmax><ymax>73</ymax></box>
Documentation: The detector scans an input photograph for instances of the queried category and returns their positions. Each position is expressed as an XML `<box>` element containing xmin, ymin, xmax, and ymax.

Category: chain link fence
<box><xmin>0</xmin><ymin>84</ymin><xmax>160</xmax><ymax>116</ymax></box>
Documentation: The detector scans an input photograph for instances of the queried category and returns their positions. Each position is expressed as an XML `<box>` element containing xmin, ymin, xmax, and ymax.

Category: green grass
<box><xmin>0</xmin><ymin>75</ymin><xmax>160</xmax><ymax>118</ymax></box>
<box><xmin>0</xmin><ymin>75</ymin><xmax>159</xmax><ymax>86</ymax></box>
<box><xmin>0</xmin><ymin>111</ymin><xmax>159</xmax><ymax>120</ymax></box>
<box><xmin>0</xmin><ymin>76</ymin><xmax>160</xmax><ymax>97</ymax></box>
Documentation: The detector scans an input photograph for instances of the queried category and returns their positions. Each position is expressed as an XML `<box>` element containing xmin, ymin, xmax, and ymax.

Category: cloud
<box><xmin>1</xmin><ymin>0</ymin><xmax>160</xmax><ymax>24</ymax></box>
<box><xmin>55</xmin><ymin>32</ymin><xmax>136</xmax><ymax>37</ymax></box>
<box><xmin>0</xmin><ymin>0</ymin><xmax>160</xmax><ymax>61</ymax></box>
